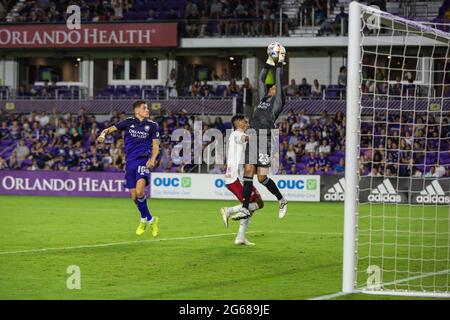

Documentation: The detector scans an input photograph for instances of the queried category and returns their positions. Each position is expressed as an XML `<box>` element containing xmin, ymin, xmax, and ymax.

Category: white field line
<box><xmin>0</xmin><ymin>206</ymin><xmax>344</xmax><ymax>217</ymax></box>
<box><xmin>0</xmin><ymin>232</ymin><xmax>260</xmax><ymax>256</ymax></box>
<box><xmin>309</xmin><ymin>291</ymin><xmax>355</xmax><ymax>300</ymax></box>
<box><xmin>0</xmin><ymin>230</ymin><xmax>342</xmax><ymax>256</ymax></box>
<box><xmin>310</xmin><ymin>269</ymin><xmax>450</xmax><ymax>300</ymax></box>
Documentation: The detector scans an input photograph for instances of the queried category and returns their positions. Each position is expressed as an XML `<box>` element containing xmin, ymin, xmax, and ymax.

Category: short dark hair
<box><xmin>133</xmin><ymin>100</ymin><xmax>147</xmax><ymax>110</ymax></box>
<box><xmin>231</xmin><ymin>114</ymin><xmax>245</xmax><ymax>129</ymax></box>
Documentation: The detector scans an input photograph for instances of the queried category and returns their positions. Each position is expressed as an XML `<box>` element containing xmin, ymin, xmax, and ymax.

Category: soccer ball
<box><xmin>267</xmin><ymin>42</ymin><xmax>285</xmax><ymax>61</ymax></box>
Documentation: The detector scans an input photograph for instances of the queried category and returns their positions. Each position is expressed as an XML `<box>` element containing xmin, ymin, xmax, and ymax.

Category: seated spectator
<box><xmin>249</xmin><ymin>9</ymin><xmax>263</xmax><ymax>37</ymax></box>
<box><xmin>111</xmin><ymin>0</ymin><xmax>123</xmax><ymax>21</ymax></box>
<box><xmin>8</xmin><ymin>150</ymin><xmax>19</xmax><ymax>169</ymax></box>
<box><xmin>285</xmin><ymin>145</ymin><xmax>297</xmax><ymax>165</ymax></box>
<box><xmin>226</xmin><ymin>79</ymin><xmax>239</xmax><ymax>96</ymax></box>
<box><xmin>159</xmin><ymin>147</ymin><xmax>173</xmax><ymax>171</ymax></box>
<box><xmin>375</xmin><ymin>69</ymin><xmax>386</xmax><ymax>94</ymax></box>
<box><xmin>15</xmin><ymin>140</ymin><xmax>30</xmax><ymax>167</ymax></box>
<box><xmin>306</xmin><ymin>152</ymin><xmax>318</xmax><ymax>171</ymax></box>
<box><xmin>298</xmin><ymin>78</ymin><xmax>311</xmax><ymax>97</ymax></box>
<box><xmin>337</xmin><ymin>66</ymin><xmax>347</xmax><ymax>88</ymax></box>
<box><xmin>147</xmin><ymin>9</ymin><xmax>157</xmax><ymax>21</ymax></box>
<box><xmin>167</xmin><ymin>9</ymin><xmax>179</xmax><ymax>20</ymax></box>
<box><xmin>305</xmin><ymin>137</ymin><xmax>318</xmax><ymax>154</ymax></box>
<box><xmin>335</xmin><ymin>158</ymin><xmax>345</xmax><ymax>173</ymax></box>
<box><xmin>0</xmin><ymin>156</ymin><xmax>9</xmax><ymax>170</ymax></box>
<box><xmin>199</xmin><ymin>10</ymin><xmax>210</xmax><ymax>37</ymax></box>
<box><xmin>185</xmin><ymin>7</ymin><xmax>200</xmax><ymax>37</ymax></box>
<box><xmin>412</xmin><ymin>166</ymin><xmax>423</xmax><ymax>177</ymax></box>
<box><xmin>218</xmin><ymin>8</ymin><xmax>232</xmax><ymax>36</ymax></box>
<box><xmin>333</xmin><ymin>6</ymin><xmax>348</xmax><ymax>35</ymax></box>
<box><xmin>435</xmin><ymin>164</ymin><xmax>446</xmax><ymax>178</ymax></box>
<box><xmin>262</xmin><ymin>9</ymin><xmax>275</xmax><ymax>36</ymax></box>
<box><xmin>311</xmin><ymin>79</ymin><xmax>322</xmax><ymax>98</ymax></box>
<box><xmin>369</xmin><ymin>166</ymin><xmax>382</xmax><ymax>176</ymax></box>
<box><xmin>284</xmin><ymin>79</ymin><xmax>300</xmax><ymax>97</ymax></box>
<box><xmin>317</xmin><ymin>152</ymin><xmax>330</xmax><ymax>170</ymax></box>
<box><xmin>0</xmin><ymin>121</ymin><xmax>10</xmax><ymax>141</ymax></box>
<box><xmin>90</xmin><ymin>157</ymin><xmax>104</xmax><ymax>171</ymax></box>
<box><xmin>318</xmin><ymin>139</ymin><xmax>331</xmax><ymax>155</ymax></box>
<box><xmin>165</xmin><ymin>68</ymin><xmax>178</xmax><ymax>98</ymax></box>
<box><xmin>389</xmin><ymin>76</ymin><xmax>402</xmax><ymax>97</ymax></box>
<box><xmin>289</xmin><ymin>164</ymin><xmax>298</xmax><ymax>175</ymax></box>
<box><xmin>289</xmin><ymin>129</ymin><xmax>301</xmax><ymax>146</ymax></box>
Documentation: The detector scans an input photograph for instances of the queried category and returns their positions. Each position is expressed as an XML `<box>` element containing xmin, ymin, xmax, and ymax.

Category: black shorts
<box><xmin>245</xmin><ymin>132</ymin><xmax>272</xmax><ymax>168</ymax></box>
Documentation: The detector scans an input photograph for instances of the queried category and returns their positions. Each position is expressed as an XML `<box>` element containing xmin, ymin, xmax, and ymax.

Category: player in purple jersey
<box><xmin>97</xmin><ymin>101</ymin><xmax>160</xmax><ymax>237</ymax></box>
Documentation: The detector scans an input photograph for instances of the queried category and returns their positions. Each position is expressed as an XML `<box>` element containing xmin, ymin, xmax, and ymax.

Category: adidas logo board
<box><xmin>368</xmin><ymin>179</ymin><xmax>402</xmax><ymax>203</ymax></box>
<box><xmin>325</xmin><ymin>177</ymin><xmax>345</xmax><ymax>201</ymax></box>
<box><xmin>416</xmin><ymin>180</ymin><xmax>450</xmax><ymax>204</ymax></box>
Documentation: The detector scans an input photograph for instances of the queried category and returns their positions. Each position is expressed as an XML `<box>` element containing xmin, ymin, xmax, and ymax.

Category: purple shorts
<box><xmin>124</xmin><ymin>158</ymin><xmax>150</xmax><ymax>189</ymax></box>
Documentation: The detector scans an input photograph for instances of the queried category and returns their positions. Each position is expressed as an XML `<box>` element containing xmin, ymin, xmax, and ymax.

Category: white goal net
<box><xmin>343</xmin><ymin>2</ymin><xmax>450</xmax><ymax>297</ymax></box>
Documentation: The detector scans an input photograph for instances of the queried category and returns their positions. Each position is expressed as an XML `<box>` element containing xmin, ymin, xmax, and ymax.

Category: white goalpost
<box><xmin>343</xmin><ymin>1</ymin><xmax>450</xmax><ymax>297</ymax></box>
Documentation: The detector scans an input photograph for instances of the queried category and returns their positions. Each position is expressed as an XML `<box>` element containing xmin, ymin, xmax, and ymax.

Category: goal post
<box><xmin>343</xmin><ymin>1</ymin><xmax>450</xmax><ymax>297</ymax></box>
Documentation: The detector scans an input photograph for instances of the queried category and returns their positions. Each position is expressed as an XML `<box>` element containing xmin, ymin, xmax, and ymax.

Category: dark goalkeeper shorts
<box><xmin>244</xmin><ymin>132</ymin><xmax>272</xmax><ymax>168</ymax></box>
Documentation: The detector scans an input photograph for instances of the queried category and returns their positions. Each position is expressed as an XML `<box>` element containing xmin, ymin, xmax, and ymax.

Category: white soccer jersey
<box><xmin>225</xmin><ymin>129</ymin><xmax>247</xmax><ymax>185</ymax></box>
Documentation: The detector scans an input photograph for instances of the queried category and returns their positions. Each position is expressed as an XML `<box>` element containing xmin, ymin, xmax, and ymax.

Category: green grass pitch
<box><xmin>0</xmin><ymin>195</ymin><xmax>448</xmax><ymax>300</ymax></box>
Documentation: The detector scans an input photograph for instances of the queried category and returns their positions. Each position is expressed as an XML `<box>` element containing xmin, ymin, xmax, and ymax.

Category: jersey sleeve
<box><xmin>272</xmin><ymin>65</ymin><xmax>285</xmax><ymax>120</ymax></box>
<box><xmin>233</xmin><ymin>131</ymin><xmax>247</xmax><ymax>144</ymax></box>
<box><xmin>115</xmin><ymin>118</ymin><xmax>130</xmax><ymax>131</ymax></box>
<box><xmin>150</xmin><ymin>122</ymin><xmax>160</xmax><ymax>141</ymax></box>
<box><xmin>258</xmin><ymin>65</ymin><xmax>270</xmax><ymax>101</ymax></box>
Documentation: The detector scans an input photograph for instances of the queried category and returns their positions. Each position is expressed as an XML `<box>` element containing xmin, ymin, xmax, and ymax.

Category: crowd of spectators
<box><xmin>1</xmin><ymin>0</ymin><xmax>290</xmax><ymax>37</ymax></box>
<box><xmin>1</xmin><ymin>106</ymin><xmax>449</xmax><ymax>177</ymax></box>
<box><xmin>182</xmin><ymin>0</ymin><xmax>289</xmax><ymax>37</ymax></box>
<box><xmin>0</xmin><ymin>108</ymin><xmax>229</xmax><ymax>174</ymax></box>
<box><xmin>359</xmin><ymin>111</ymin><xmax>450</xmax><ymax>178</ymax></box>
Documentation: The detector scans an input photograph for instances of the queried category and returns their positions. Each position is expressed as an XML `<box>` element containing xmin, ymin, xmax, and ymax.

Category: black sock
<box><xmin>261</xmin><ymin>177</ymin><xmax>283</xmax><ymax>201</ymax></box>
<box><xmin>242</xmin><ymin>176</ymin><xmax>253</xmax><ymax>209</ymax></box>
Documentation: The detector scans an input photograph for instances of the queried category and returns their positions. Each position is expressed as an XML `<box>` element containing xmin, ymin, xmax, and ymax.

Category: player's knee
<box><xmin>244</xmin><ymin>166</ymin><xmax>254</xmax><ymax>176</ymax></box>
<box><xmin>257</xmin><ymin>175</ymin><xmax>267</xmax><ymax>183</ymax></box>
<box><xmin>130</xmin><ymin>193</ymin><xmax>137</xmax><ymax>202</ymax></box>
<box><xmin>135</xmin><ymin>189</ymin><xmax>145</xmax><ymax>199</ymax></box>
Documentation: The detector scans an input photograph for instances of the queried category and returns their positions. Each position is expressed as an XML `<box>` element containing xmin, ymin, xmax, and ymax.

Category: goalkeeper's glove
<box><xmin>278</xmin><ymin>47</ymin><xmax>286</xmax><ymax>65</ymax></box>
<box><xmin>266</xmin><ymin>55</ymin><xmax>276</xmax><ymax>67</ymax></box>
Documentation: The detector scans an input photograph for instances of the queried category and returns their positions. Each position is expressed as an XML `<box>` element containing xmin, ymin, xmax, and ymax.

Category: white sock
<box><xmin>236</xmin><ymin>217</ymin><xmax>250</xmax><ymax>240</ymax></box>
<box><xmin>140</xmin><ymin>218</ymin><xmax>147</xmax><ymax>223</ymax></box>
<box><xmin>227</xmin><ymin>204</ymin><xmax>242</xmax><ymax>215</ymax></box>
<box><xmin>147</xmin><ymin>217</ymin><xmax>154</xmax><ymax>224</ymax></box>
<box><xmin>249</xmin><ymin>202</ymin><xmax>259</xmax><ymax>212</ymax></box>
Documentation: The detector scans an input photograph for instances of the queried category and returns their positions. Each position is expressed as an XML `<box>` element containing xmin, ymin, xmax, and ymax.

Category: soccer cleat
<box><xmin>149</xmin><ymin>216</ymin><xmax>159</xmax><ymax>237</ymax></box>
<box><xmin>231</xmin><ymin>208</ymin><xmax>252</xmax><ymax>221</ymax></box>
<box><xmin>234</xmin><ymin>238</ymin><xmax>255</xmax><ymax>246</ymax></box>
<box><xmin>220</xmin><ymin>207</ymin><xmax>230</xmax><ymax>228</ymax></box>
<box><xmin>136</xmin><ymin>222</ymin><xmax>147</xmax><ymax>236</ymax></box>
<box><xmin>279</xmin><ymin>198</ymin><xmax>288</xmax><ymax>219</ymax></box>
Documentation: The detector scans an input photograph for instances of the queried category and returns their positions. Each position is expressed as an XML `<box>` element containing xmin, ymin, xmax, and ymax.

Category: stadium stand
<box><xmin>0</xmin><ymin>107</ymin><xmax>449</xmax><ymax>177</ymax></box>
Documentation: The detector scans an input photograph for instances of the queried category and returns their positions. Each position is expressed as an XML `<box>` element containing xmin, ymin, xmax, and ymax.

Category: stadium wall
<box><xmin>1</xmin><ymin>171</ymin><xmax>448</xmax><ymax>205</ymax></box>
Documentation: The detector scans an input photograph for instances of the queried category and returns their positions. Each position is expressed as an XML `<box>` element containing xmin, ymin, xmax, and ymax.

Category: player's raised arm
<box><xmin>272</xmin><ymin>50</ymin><xmax>286</xmax><ymax>120</ymax></box>
<box><xmin>96</xmin><ymin>125</ymin><xmax>118</xmax><ymax>143</ymax></box>
<box><xmin>258</xmin><ymin>64</ymin><xmax>271</xmax><ymax>101</ymax></box>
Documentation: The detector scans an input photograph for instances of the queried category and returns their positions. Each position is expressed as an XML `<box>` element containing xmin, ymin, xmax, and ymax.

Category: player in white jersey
<box><xmin>220</xmin><ymin>114</ymin><xmax>264</xmax><ymax>245</ymax></box>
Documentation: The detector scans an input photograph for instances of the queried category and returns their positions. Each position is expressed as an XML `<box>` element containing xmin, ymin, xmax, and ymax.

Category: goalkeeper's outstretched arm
<box><xmin>272</xmin><ymin>63</ymin><xmax>285</xmax><ymax>120</ymax></box>
<box><xmin>96</xmin><ymin>126</ymin><xmax>118</xmax><ymax>143</ymax></box>
<box><xmin>258</xmin><ymin>65</ymin><xmax>270</xmax><ymax>101</ymax></box>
